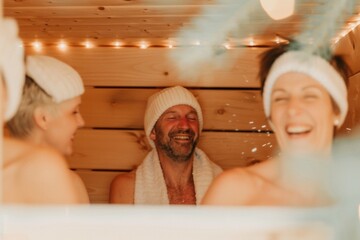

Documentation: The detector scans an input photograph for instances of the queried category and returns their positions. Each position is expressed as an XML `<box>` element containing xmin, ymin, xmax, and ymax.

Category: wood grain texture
<box><xmin>25</xmin><ymin>47</ymin><xmax>265</xmax><ymax>88</ymax></box>
<box><xmin>339</xmin><ymin>72</ymin><xmax>360</xmax><ymax>134</ymax></box>
<box><xmin>69</xmin><ymin>129</ymin><xmax>277</xmax><ymax>170</ymax></box>
<box><xmin>80</xmin><ymin>87</ymin><xmax>269</xmax><ymax>130</ymax></box>
<box><xmin>75</xmin><ymin>170</ymin><xmax>120</xmax><ymax>204</ymax></box>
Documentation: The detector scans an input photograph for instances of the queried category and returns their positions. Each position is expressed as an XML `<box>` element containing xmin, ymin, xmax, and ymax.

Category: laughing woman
<box><xmin>202</xmin><ymin>43</ymin><xmax>350</xmax><ymax>206</ymax></box>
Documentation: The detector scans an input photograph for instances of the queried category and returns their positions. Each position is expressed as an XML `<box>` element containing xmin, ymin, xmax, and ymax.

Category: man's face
<box><xmin>150</xmin><ymin>104</ymin><xmax>200</xmax><ymax>162</ymax></box>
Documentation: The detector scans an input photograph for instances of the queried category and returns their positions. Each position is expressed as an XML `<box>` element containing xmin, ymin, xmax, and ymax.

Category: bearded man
<box><xmin>110</xmin><ymin>86</ymin><xmax>222</xmax><ymax>205</ymax></box>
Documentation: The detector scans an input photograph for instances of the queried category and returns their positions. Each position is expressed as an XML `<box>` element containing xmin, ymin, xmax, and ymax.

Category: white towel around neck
<box><xmin>134</xmin><ymin>148</ymin><xmax>222</xmax><ymax>205</ymax></box>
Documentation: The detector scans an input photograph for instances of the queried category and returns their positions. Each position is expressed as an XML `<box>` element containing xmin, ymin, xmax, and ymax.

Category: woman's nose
<box><xmin>77</xmin><ymin>113</ymin><xmax>85</xmax><ymax>128</ymax></box>
<box><xmin>287</xmin><ymin>98</ymin><xmax>302</xmax><ymax>117</ymax></box>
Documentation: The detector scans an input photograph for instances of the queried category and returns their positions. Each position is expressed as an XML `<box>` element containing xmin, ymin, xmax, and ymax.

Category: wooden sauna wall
<box><xmin>24</xmin><ymin>46</ymin><xmax>278</xmax><ymax>203</ymax></box>
<box><xmin>22</xmin><ymin>27</ymin><xmax>360</xmax><ymax>204</ymax></box>
<box><xmin>8</xmin><ymin>0</ymin><xmax>360</xmax><ymax>204</ymax></box>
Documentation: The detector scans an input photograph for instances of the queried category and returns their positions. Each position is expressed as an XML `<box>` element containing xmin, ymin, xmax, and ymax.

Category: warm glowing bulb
<box><xmin>139</xmin><ymin>41</ymin><xmax>148</xmax><ymax>49</ymax></box>
<box><xmin>114</xmin><ymin>41</ymin><xmax>122</xmax><ymax>48</ymax></box>
<box><xmin>168</xmin><ymin>44</ymin><xmax>173</xmax><ymax>49</ymax></box>
<box><xmin>260</xmin><ymin>0</ymin><xmax>295</xmax><ymax>20</ymax></box>
<box><xmin>223</xmin><ymin>42</ymin><xmax>231</xmax><ymax>49</ymax></box>
<box><xmin>275</xmin><ymin>36</ymin><xmax>281</xmax><ymax>44</ymax></box>
<box><xmin>58</xmin><ymin>41</ymin><xmax>68</xmax><ymax>51</ymax></box>
<box><xmin>194</xmin><ymin>40</ymin><xmax>201</xmax><ymax>46</ymax></box>
<box><xmin>248</xmin><ymin>38</ymin><xmax>255</xmax><ymax>46</ymax></box>
<box><xmin>32</xmin><ymin>41</ymin><xmax>42</xmax><ymax>52</ymax></box>
<box><xmin>84</xmin><ymin>41</ymin><xmax>93</xmax><ymax>48</ymax></box>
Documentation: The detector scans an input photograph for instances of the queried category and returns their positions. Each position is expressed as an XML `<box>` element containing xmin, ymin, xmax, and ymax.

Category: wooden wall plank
<box><xmin>3</xmin><ymin>3</ymin><xmax>331</xmax><ymax>18</ymax></box>
<box><xmin>69</xmin><ymin>129</ymin><xmax>277</xmax><ymax>170</ymax></box>
<box><xmin>4</xmin><ymin>0</ymin><xmax>216</xmax><ymax>7</ymax></box>
<box><xmin>25</xmin><ymin>47</ymin><xmax>265</xmax><ymax>88</ymax></box>
<box><xmin>16</xmin><ymin>27</ymin><xmax>300</xmax><ymax>43</ymax></box>
<box><xmin>339</xmin><ymin>72</ymin><xmax>360</xmax><ymax>134</ymax></box>
<box><xmin>4</xmin><ymin>5</ymin><xmax>209</xmax><ymax>18</ymax></box>
<box><xmin>14</xmin><ymin>16</ymin><xmax>304</xmax><ymax>27</ymax></box>
<box><xmin>75</xmin><ymin>170</ymin><xmax>120</xmax><ymax>204</ymax></box>
<box><xmin>3</xmin><ymin>0</ymin><xmax>325</xmax><ymax>8</ymax></box>
<box><xmin>81</xmin><ymin>87</ymin><xmax>269</xmax><ymax>130</ymax></box>
<box><xmin>14</xmin><ymin>16</ymin><xmax>194</xmax><ymax>26</ymax></box>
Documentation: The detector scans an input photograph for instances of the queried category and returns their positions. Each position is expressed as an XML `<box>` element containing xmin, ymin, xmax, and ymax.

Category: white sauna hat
<box><xmin>0</xmin><ymin>18</ymin><xmax>25</xmax><ymax>121</ymax></box>
<box><xmin>263</xmin><ymin>51</ymin><xmax>348</xmax><ymax>128</ymax></box>
<box><xmin>26</xmin><ymin>55</ymin><xmax>84</xmax><ymax>103</ymax></box>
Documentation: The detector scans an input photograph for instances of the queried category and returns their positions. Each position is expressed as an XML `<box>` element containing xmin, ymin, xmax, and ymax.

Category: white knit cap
<box><xmin>26</xmin><ymin>55</ymin><xmax>84</xmax><ymax>102</ymax></box>
<box><xmin>144</xmin><ymin>86</ymin><xmax>203</xmax><ymax>148</ymax></box>
<box><xmin>0</xmin><ymin>18</ymin><xmax>25</xmax><ymax>121</ymax></box>
<box><xmin>263</xmin><ymin>51</ymin><xmax>348</xmax><ymax>128</ymax></box>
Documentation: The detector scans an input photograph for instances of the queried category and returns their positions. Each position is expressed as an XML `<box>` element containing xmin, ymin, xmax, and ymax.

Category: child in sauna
<box><xmin>1</xmin><ymin>19</ymin><xmax>88</xmax><ymax>204</ymax></box>
<box><xmin>202</xmin><ymin>43</ymin><xmax>349</xmax><ymax>206</ymax></box>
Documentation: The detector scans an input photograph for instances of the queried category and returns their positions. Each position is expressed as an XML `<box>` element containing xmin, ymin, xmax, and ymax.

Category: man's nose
<box><xmin>177</xmin><ymin>117</ymin><xmax>190</xmax><ymax>129</ymax></box>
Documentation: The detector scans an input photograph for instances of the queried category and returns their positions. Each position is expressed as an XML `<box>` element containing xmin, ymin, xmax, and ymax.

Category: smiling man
<box><xmin>110</xmin><ymin>86</ymin><xmax>222</xmax><ymax>205</ymax></box>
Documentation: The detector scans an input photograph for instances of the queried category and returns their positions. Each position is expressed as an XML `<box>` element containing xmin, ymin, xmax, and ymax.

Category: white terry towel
<box><xmin>134</xmin><ymin>148</ymin><xmax>222</xmax><ymax>205</ymax></box>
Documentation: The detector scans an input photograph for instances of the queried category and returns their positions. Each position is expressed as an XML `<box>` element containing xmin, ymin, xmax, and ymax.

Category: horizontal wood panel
<box><xmin>15</xmin><ymin>16</ymin><xmax>304</xmax><ymax>27</ymax></box>
<box><xmin>339</xmin><ymin>72</ymin><xmax>360</xmax><ymax>134</ymax></box>
<box><xmin>81</xmin><ymin>87</ymin><xmax>270</xmax><ymax>130</ymax></box>
<box><xmin>4</xmin><ymin>0</ymin><xmax>216</xmax><ymax>7</ymax></box>
<box><xmin>3</xmin><ymin>0</ymin><xmax>322</xmax><ymax>7</ymax></box>
<box><xmin>25</xmin><ymin>47</ymin><xmax>265</xmax><ymax>88</ymax></box>
<box><xmin>4</xmin><ymin>5</ymin><xmax>326</xmax><ymax>19</ymax></box>
<box><xmin>69</xmin><ymin>129</ymin><xmax>277</xmax><ymax>170</ymax></box>
<box><xmin>18</xmin><ymin>23</ymin><xmax>301</xmax><ymax>34</ymax></box>
<box><xmin>4</xmin><ymin>5</ymin><xmax>213</xmax><ymax>18</ymax></box>
<box><xmin>75</xmin><ymin>170</ymin><xmax>119</xmax><ymax>204</ymax></box>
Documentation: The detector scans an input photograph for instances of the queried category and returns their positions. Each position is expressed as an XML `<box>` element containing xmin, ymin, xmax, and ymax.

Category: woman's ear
<box><xmin>33</xmin><ymin>106</ymin><xmax>50</xmax><ymax>131</ymax></box>
<box><xmin>2</xmin><ymin>79</ymin><xmax>7</xmax><ymax>122</ymax></box>
<box><xmin>267</xmin><ymin>118</ymin><xmax>276</xmax><ymax>132</ymax></box>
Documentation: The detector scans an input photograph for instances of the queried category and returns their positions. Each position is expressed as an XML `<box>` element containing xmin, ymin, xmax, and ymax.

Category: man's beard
<box><xmin>155</xmin><ymin>127</ymin><xmax>198</xmax><ymax>163</ymax></box>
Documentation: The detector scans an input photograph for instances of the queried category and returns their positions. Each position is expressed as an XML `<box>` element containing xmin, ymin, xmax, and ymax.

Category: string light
<box><xmin>57</xmin><ymin>41</ymin><xmax>68</xmax><ymax>51</ymax></box>
<box><xmin>84</xmin><ymin>40</ymin><xmax>93</xmax><ymax>49</ymax></box>
<box><xmin>139</xmin><ymin>41</ymin><xmax>148</xmax><ymax>49</ymax></box>
<box><xmin>223</xmin><ymin>42</ymin><xmax>231</xmax><ymax>49</ymax></box>
<box><xmin>32</xmin><ymin>41</ymin><xmax>42</xmax><ymax>52</ymax></box>
<box><xmin>248</xmin><ymin>38</ymin><xmax>255</xmax><ymax>46</ymax></box>
<box><xmin>113</xmin><ymin>41</ymin><xmax>122</xmax><ymax>48</ymax></box>
<box><xmin>22</xmin><ymin>35</ymin><xmax>320</xmax><ymax>50</ymax></box>
<box><xmin>275</xmin><ymin>36</ymin><xmax>281</xmax><ymax>44</ymax></box>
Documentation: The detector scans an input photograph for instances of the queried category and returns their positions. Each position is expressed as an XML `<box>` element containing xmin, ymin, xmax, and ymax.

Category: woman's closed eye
<box><xmin>273</xmin><ymin>96</ymin><xmax>289</xmax><ymax>103</ymax></box>
<box><xmin>303</xmin><ymin>94</ymin><xmax>318</xmax><ymax>100</ymax></box>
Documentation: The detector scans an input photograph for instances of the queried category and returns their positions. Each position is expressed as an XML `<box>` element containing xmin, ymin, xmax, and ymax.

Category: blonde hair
<box><xmin>7</xmin><ymin>76</ymin><xmax>58</xmax><ymax>138</ymax></box>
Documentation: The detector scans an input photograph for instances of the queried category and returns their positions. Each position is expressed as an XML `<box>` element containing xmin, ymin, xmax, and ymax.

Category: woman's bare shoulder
<box><xmin>201</xmin><ymin>167</ymin><xmax>260</xmax><ymax>205</ymax></box>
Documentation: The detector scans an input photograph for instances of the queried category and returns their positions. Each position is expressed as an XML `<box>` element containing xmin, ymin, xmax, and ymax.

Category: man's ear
<box><xmin>33</xmin><ymin>107</ymin><xmax>51</xmax><ymax>131</ymax></box>
<box><xmin>149</xmin><ymin>128</ymin><xmax>156</xmax><ymax>141</ymax></box>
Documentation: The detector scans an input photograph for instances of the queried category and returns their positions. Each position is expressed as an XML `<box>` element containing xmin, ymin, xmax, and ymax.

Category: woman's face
<box><xmin>44</xmin><ymin>96</ymin><xmax>85</xmax><ymax>156</ymax></box>
<box><xmin>270</xmin><ymin>72</ymin><xmax>338</xmax><ymax>154</ymax></box>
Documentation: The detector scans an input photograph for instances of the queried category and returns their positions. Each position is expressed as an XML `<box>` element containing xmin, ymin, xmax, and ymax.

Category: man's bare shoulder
<box><xmin>109</xmin><ymin>171</ymin><xmax>136</xmax><ymax>204</ymax></box>
<box><xmin>201</xmin><ymin>167</ymin><xmax>265</xmax><ymax>205</ymax></box>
